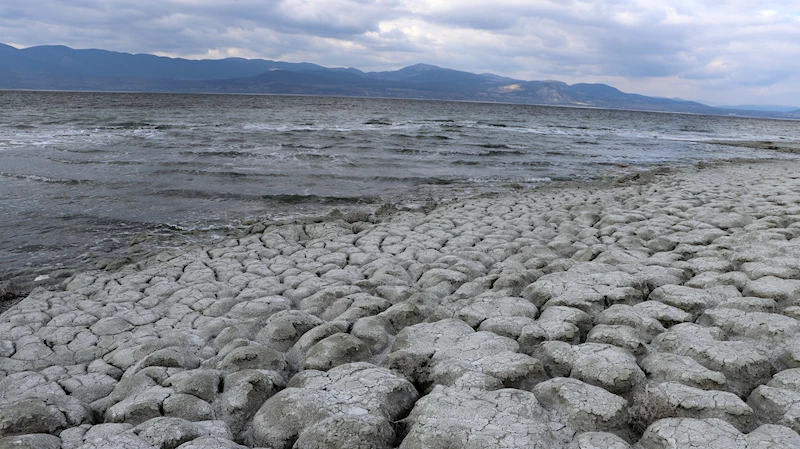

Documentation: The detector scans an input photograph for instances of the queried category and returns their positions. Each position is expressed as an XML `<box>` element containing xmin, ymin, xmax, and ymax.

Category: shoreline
<box><xmin>0</xmin><ymin>156</ymin><xmax>785</xmax><ymax>332</ymax></box>
<box><xmin>0</xmin><ymin>157</ymin><xmax>685</xmax><ymax>297</ymax></box>
<box><xmin>0</xmin><ymin>161</ymin><xmax>625</xmax><ymax>291</ymax></box>
<box><xmin>2</xmin><ymin>158</ymin><xmax>800</xmax><ymax>447</ymax></box>
<box><xmin>705</xmin><ymin>139</ymin><xmax>800</xmax><ymax>154</ymax></box>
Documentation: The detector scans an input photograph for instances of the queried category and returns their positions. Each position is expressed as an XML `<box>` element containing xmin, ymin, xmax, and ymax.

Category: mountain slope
<box><xmin>366</xmin><ymin>63</ymin><xmax>503</xmax><ymax>90</ymax></box>
<box><xmin>0</xmin><ymin>43</ymin><xmax>792</xmax><ymax>118</ymax></box>
<box><xmin>1</xmin><ymin>44</ymin><xmax>330</xmax><ymax>80</ymax></box>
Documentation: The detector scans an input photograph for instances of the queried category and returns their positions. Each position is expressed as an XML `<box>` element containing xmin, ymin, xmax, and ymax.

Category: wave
<box><xmin>0</xmin><ymin>172</ymin><xmax>95</xmax><ymax>185</ymax></box>
<box><xmin>279</xmin><ymin>143</ymin><xmax>336</xmax><ymax>150</ymax></box>
<box><xmin>387</xmin><ymin>147</ymin><xmax>507</xmax><ymax>158</ymax></box>
<box><xmin>548</xmin><ymin>124</ymin><xmax>608</xmax><ymax>131</ymax></box>
<box><xmin>179</xmin><ymin>150</ymin><xmax>266</xmax><ymax>158</ymax></box>
<box><xmin>364</xmin><ymin>119</ymin><xmax>392</xmax><ymax>126</ymax></box>
<box><xmin>388</xmin><ymin>148</ymin><xmax>432</xmax><ymax>155</ymax></box>
<box><xmin>511</xmin><ymin>160</ymin><xmax>555</xmax><ymax>167</ymax></box>
<box><xmin>474</xmin><ymin>144</ymin><xmax>527</xmax><ymax>154</ymax></box>
<box><xmin>44</xmin><ymin>157</ymin><xmax>144</xmax><ymax>166</ymax></box>
<box><xmin>362</xmin><ymin>175</ymin><xmax>459</xmax><ymax>185</ymax></box>
<box><xmin>156</xmin><ymin>189</ymin><xmax>266</xmax><ymax>201</ymax></box>
<box><xmin>403</xmin><ymin>134</ymin><xmax>452</xmax><ymax>140</ymax></box>
<box><xmin>155</xmin><ymin>188</ymin><xmax>378</xmax><ymax>205</ymax></box>
<box><xmin>96</xmin><ymin>122</ymin><xmax>177</xmax><ymax>130</ymax></box>
<box><xmin>451</xmin><ymin>160</ymin><xmax>481</xmax><ymax>166</ymax></box>
<box><xmin>176</xmin><ymin>148</ymin><xmax>344</xmax><ymax>162</ymax></box>
<box><xmin>483</xmin><ymin>149</ymin><xmax>525</xmax><ymax>156</ymax></box>
<box><xmin>268</xmin><ymin>194</ymin><xmax>380</xmax><ymax>205</ymax></box>
<box><xmin>465</xmin><ymin>176</ymin><xmax>554</xmax><ymax>184</ymax></box>
<box><xmin>292</xmin><ymin>152</ymin><xmax>346</xmax><ymax>161</ymax></box>
<box><xmin>678</xmin><ymin>126</ymin><xmax>712</xmax><ymax>133</ymax></box>
<box><xmin>66</xmin><ymin>148</ymin><xmax>116</xmax><ymax>154</ymax></box>
<box><xmin>53</xmin><ymin>212</ymin><xmax>154</xmax><ymax>228</ymax></box>
<box><xmin>597</xmin><ymin>161</ymin><xmax>636</xmax><ymax>167</ymax></box>
<box><xmin>150</xmin><ymin>168</ymin><xmax>260</xmax><ymax>179</ymax></box>
<box><xmin>388</xmin><ymin>145</ymin><xmax>525</xmax><ymax>157</ymax></box>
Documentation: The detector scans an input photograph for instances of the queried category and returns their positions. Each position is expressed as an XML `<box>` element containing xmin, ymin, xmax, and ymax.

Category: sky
<box><xmin>2</xmin><ymin>0</ymin><xmax>799</xmax><ymax>106</ymax></box>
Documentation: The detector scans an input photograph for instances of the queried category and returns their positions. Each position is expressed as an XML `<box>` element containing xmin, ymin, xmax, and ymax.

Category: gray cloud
<box><xmin>1</xmin><ymin>0</ymin><xmax>798</xmax><ymax>105</ymax></box>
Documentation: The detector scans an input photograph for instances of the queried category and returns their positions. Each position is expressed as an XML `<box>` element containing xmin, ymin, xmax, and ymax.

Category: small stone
<box><xmin>175</xmin><ymin>436</ymin><xmax>249</xmax><ymax>449</ymax></box>
<box><xmin>651</xmin><ymin>323</ymin><xmax>771</xmax><ymax>397</ymax></box>
<box><xmin>164</xmin><ymin>370</ymin><xmax>222</xmax><ymax>403</ymax></box>
<box><xmin>569</xmin><ymin>432</ymin><xmax>631</xmax><ymax>449</ymax></box>
<box><xmin>632</xmin><ymin>382</ymin><xmax>755</xmax><ymax>432</ymax></box>
<box><xmin>586</xmin><ymin>325</ymin><xmax>648</xmax><ymax>356</ymax></box>
<box><xmin>537</xmin><ymin>343</ymin><xmax>645</xmax><ymax>395</ymax></box>
<box><xmin>534</xmin><ymin>377</ymin><xmax>630</xmax><ymax>437</ymax></box>
<box><xmin>639</xmin><ymin>353</ymin><xmax>727</xmax><ymax>391</ymax></box>
<box><xmin>399</xmin><ymin>386</ymin><xmax>571</xmax><ymax>449</ymax></box>
<box><xmin>215</xmin><ymin>369</ymin><xmax>283</xmax><ymax>440</ymax></box>
<box><xmin>632</xmin><ymin>301</ymin><xmax>693</xmax><ymax>327</ymax></box>
<box><xmin>0</xmin><ymin>398</ymin><xmax>68</xmax><ymax>437</ymax></box>
<box><xmin>162</xmin><ymin>394</ymin><xmax>215</xmax><ymax>421</ymax></box>
<box><xmin>248</xmin><ymin>363</ymin><xmax>417</xmax><ymax>449</ymax></box>
<box><xmin>255</xmin><ymin>311</ymin><xmax>324</xmax><ymax>352</ymax></box>
<box><xmin>648</xmin><ymin>285</ymin><xmax>718</xmax><ymax>319</ymax></box>
<box><xmin>303</xmin><ymin>333</ymin><xmax>372</xmax><ymax>371</ymax></box>
<box><xmin>636</xmin><ymin>418</ymin><xmax>745</xmax><ymax>449</ymax></box>
<box><xmin>133</xmin><ymin>417</ymin><xmax>202</xmax><ymax>449</ymax></box>
<box><xmin>0</xmin><ymin>434</ymin><xmax>62</xmax><ymax>449</ymax></box>
<box><xmin>104</xmin><ymin>386</ymin><xmax>172</xmax><ymax>425</ymax></box>
<box><xmin>217</xmin><ymin>345</ymin><xmax>287</xmax><ymax>373</ymax></box>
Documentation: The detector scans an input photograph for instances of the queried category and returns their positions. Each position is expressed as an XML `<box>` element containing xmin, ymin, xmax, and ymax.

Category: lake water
<box><xmin>1</xmin><ymin>91</ymin><xmax>798</xmax><ymax>288</ymax></box>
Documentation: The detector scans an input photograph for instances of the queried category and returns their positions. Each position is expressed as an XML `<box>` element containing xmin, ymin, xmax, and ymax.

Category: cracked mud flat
<box><xmin>2</xmin><ymin>160</ymin><xmax>800</xmax><ymax>448</ymax></box>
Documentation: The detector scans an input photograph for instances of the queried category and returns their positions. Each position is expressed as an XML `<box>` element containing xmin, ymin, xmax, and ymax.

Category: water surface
<box><xmin>2</xmin><ymin>91</ymin><xmax>798</xmax><ymax>287</ymax></box>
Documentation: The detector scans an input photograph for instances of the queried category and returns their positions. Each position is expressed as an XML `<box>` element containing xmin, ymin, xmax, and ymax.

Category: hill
<box><xmin>0</xmin><ymin>44</ymin><xmax>793</xmax><ymax>118</ymax></box>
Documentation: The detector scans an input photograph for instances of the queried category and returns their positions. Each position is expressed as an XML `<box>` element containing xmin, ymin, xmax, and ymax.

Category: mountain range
<box><xmin>2</xmin><ymin>43</ymin><xmax>798</xmax><ymax>119</ymax></box>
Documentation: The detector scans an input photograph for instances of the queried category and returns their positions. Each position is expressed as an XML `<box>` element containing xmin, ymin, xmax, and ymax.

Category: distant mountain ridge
<box><xmin>0</xmin><ymin>43</ymin><xmax>330</xmax><ymax>80</ymax></box>
<box><xmin>0</xmin><ymin>43</ymin><xmax>794</xmax><ymax>119</ymax></box>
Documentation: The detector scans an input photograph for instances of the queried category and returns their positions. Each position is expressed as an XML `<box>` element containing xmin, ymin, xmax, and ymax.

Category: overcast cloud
<box><xmin>2</xmin><ymin>0</ymin><xmax>799</xmax><ymax>105</ymax></box>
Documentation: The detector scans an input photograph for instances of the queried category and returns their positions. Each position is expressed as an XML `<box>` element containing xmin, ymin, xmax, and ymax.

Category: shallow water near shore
<box><xmin>1</xmin><ymin>91</ymin><xmax>799</xmax><ymax>287</ymax></box>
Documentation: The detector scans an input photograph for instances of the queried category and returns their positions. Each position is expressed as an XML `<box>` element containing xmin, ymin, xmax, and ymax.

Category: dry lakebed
<box><xmin>2</xmin><ymin>159</ymin><xmax>800</xmax><ymax>448</ymax></box>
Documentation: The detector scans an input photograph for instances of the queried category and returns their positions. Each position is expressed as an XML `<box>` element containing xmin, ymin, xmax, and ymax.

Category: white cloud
<box><xmin>0</xmin><ymin>0</ymin><xmax>798</xmax><ymax>105</ymax></box>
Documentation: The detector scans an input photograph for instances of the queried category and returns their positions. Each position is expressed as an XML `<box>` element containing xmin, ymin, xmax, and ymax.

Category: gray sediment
<box><xmin>2</xmin><ymin>160</ymin><xmax>800</xmax><ymax>448</ymax></box>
